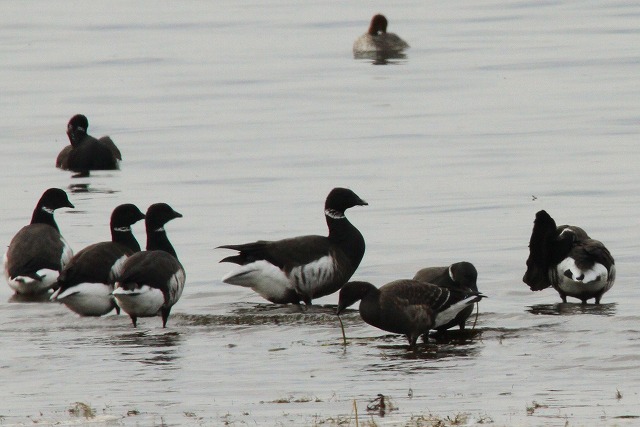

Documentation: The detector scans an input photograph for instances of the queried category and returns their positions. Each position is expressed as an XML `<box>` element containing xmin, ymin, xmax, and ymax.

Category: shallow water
<box><xmin>1</xmin><ymin>0</ymin><xmax>639</xmax><ymax>425</ymax></box>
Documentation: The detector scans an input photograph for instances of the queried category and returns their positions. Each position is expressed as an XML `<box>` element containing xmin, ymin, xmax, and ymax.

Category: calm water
<box><xmin>1</xmin><ymin>1</ymin><xmax>639</xmax><ymax>425</ymax></box>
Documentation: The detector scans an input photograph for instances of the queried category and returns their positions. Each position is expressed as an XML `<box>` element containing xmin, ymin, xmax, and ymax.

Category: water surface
<box><xmin>1</xmin><ymin>1</ymin><xmax>639</xmax><ymax>425</ymax></box>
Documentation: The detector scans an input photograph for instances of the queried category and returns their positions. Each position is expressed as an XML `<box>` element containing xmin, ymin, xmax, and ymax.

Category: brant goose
<box><xmin>337</xmin><ymin>279</ymin><xmax>485</xmax><ymax>349</ymax></box>
<box><xmin>51</xmin><ymin>204</ymin><xmax>146</xmax><ymax>316</ymax></box>
<box><xmin>353</xmin><ymin>14</ymin><xmax>409</xmax><ymax>55</ymax></box>
<box><xmin>112</xmin><ymin>203</ymin><xmax>185</xmax><ymax>327</ymax></box>
<box><xmin>219</xmin><ymin>188</ymin><xmax>367</xmax><ymax>305</ymax></box>
<box><xmin>413</xmin><ymin>261</ymin><xmax>479</xmax><ymax>331</ymax></box>
<box><xmin>523</xmin><ymin>210</ymin><xmax>615</xmax><ymax>304</ymax></box>
<box><xmin>3</xmin><ymin>188</ymin><xmax>74</xmax><ymax>295</ymax></box>
<box><xmin>56</xmin><ymin>114</ymin><xmax>122</xmax><ymax>177</ymax></box>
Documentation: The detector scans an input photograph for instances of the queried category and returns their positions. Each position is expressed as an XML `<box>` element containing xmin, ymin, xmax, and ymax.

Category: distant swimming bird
<box><xmin>219</xmin><ymin>188</ymin><xmax>367</xmax><ymax>305</ymax></box>
<box><xmin>353</xmin><ymin>14</ymin><xmax>409</xmax><ymax>55</ymax></box>
<box><xmin>413</xmin><ymin>261</ymin><xmax>479</xmax><ymax>331</ymax></box>
<box><xmin>51</xmin><ymin>204</ymin><xmax>146</xmax><ymax>316</ymax></box>
<box><xmin>523</xmin><ymin>210</ymin><xmax>615</xmax><ymax>304</ymax></box>
<box><xmin>113</xmin><ymin>203</ymin><xmax>185</xmax><ymax>327</ymax></box>
<box><xmin>56</xmin><ymin>114</ymin><xmax>122</xmax><ymax>176</ymax></box>
<box><xmin>337</xmin><ymin>280</ymin><xmax>485</xmax><ymax>349</ymax></box>
<box><xmin>3</xmin><ymin>188</ymin><xmax>74</xmax><ymax>295</ymax></box>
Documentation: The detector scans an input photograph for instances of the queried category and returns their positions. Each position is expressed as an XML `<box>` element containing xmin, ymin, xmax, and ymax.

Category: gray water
<box><xmin>1</xmin><ymin>1</ymin><xmax>639</xmax><ymax>425</ymax></box>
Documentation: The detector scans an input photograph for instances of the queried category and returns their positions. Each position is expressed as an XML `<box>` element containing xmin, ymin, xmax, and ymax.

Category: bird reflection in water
<box><xmin>353</xmin><ymin>50</ymin><xmax>407</xmax><ymax>65</ymax></box>
<box><xmin>527</xmin><ymin>302</ymin><xmax>616</xmax><ymax>317</ymax></box>
<box><xmin>67</xmin><ymin>183</ymin><xmax>117</xmax><ymax>195</ymax></box>
<box><xmin>360</xmin><ymin>330</ymin><xmax>482</xmax><ymax>365</ymax></box>
<box><xmin>111</xmin><ymin>330</ymin><xmax>182</xmax><ymax>367</ymax></box>
<box><xmin>8</xmin><ymin>292</ymin><xmax>53</xmax><ymax>303</ymax></box>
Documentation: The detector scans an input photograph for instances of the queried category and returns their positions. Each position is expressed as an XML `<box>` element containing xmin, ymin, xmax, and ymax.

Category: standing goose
<box><xmin>523</xmin><ymin>210</ymin><xmax>615</xmax><ymax>304</ymax></box>
<box><xmin>353</xmin><ymin>14</ymin><xmax>409</xmax><ymax>55</ymax></box>
<box><xmin>4</xmin><ymin>188</ymin><xmax>74</xmax><ymax>295</ymax></box>
<box><xmin>56</xmin><ymin>114</ymin><xmax>122</xmax><ymax>177</ymax></box>
<box><xmin>337</xmin><ymin>280</ymin><xmax>485</xmax><ymax>349</ymax></box>
<box><xmin>112</xmin><ymin>203</ymin><xmax>185</xmax><ymax>327</ymax></box>
<box><xmin>218</xmin><ymin>188</ymin><xmax>367</xmax><ymax>305</ymax></box>
<box><xmin>51</xmin><ymin>204</ymin><xmax>145</xmax><ymax>316</ymax></box>
<box><xmin>413</xmin><ymin>261</ymin><xmax>479</xmax><ymax>331</ymax></box>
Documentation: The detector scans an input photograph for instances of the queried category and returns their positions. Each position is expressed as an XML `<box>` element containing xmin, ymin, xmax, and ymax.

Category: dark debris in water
<box><xmin>367</xmin><ymin>393</ymin><xmax>397</xmax><ymax>417</ymax></box>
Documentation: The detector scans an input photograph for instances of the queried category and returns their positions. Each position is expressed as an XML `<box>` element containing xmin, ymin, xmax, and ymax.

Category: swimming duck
<box><xmin>219</xmin><ymin>188</ymin><xmax>367</xmax><ymax>305</ymax></box>
<box><xmin>4</xmin><ymin>188</ymin><xmax>74</xmax><ymax>295</ymax></box>
<box><xmin>56</xmin><ymin>114</ymin><xmax>122</xmax><ymax>176</ymax></box>
<box><xmin>523</xmin><ymin>210</ymin><xmax>615</xmax><ymax>304</ymax></box>
<box><xmin>413</xmin><ymin>261</ymin><xmax>479</xmax><ymax>331</ymax></box>
<box><xmin>353</xmin><ymin>14</ymin><xmax>409</xmax><ymax>55</ymax></box>
<box><xmin>112</xmin><ymin>203</ymin><xmax>185</xmax><ymax>327</ymax></box>
<box><xmin>51</xmin><ymin>204</ymin><xmax>145</xmax><ymax>316</ymax></box>
<box><xmin>337</xmin><ymin>279</ymin><xmax>485</xmax><ymax>349</ymax></box>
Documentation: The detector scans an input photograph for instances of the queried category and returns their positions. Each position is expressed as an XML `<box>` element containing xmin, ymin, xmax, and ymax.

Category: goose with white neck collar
<box><xmin>218</xmin><ymin>188</ymin><xmax>368</xmax><ymax>305</ymax></box>
<box><xmin>4</xmin><ymin>188</ymin><xmax>74</xmax><ymax>295</ymax></box>
<box><xmin>113</xmin><ymin>203</ymin><xmax>185</xmax><ymax>328</ymax></box>
<box><xmin>51</xmin><ymin>204</ymin><xmax>145</xmax><ymax>316</ymax></box>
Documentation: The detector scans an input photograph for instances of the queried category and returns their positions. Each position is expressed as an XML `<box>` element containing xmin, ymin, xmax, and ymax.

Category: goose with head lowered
<box><xmin>4</xmin><ymin>188</ymin><xmax>74</xmax><ymax>295</ymax></box>
<box><xmin>413</xmin><ymin>261</ymin><xmax>479</xmax><ymax>331</ymax></box>
<box><xmin>112</xmin><ymin>203</ymin><xmax>185</xmax><ymax>327</ymax></box>
<box><xmin>523</xmin><ymin>210</ymin><xmax>615</xmax><ymax>304</ymax></box>
<box><xmin>51</xmin><ymin>204</ymin><xmax>146</xmax><ymax>316</ymax></box>
<box><xmin>337</xmin><ymin>279</ymin><xmax>485</xmax><ymax>350</ymax></box>
<box><xmin>56</xmin><ymin>114</ymin><xmax>122</xmax><ymax>177</ymax></box>
<box><xmin>218</xmin><ymin>187</ymin><xmax>367</xmax><ymax>305</ymax></box>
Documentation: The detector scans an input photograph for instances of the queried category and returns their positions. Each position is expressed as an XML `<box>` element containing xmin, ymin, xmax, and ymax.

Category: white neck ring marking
<box><xmin>325</xmin><ymin>209</ymin><xmax>345</xmax><ymax>219</ymax></box>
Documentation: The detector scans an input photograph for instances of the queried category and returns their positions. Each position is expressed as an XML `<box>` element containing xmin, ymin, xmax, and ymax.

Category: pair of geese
<box><xmin>4</xmin><ymin>186</ymin><xmax>615</xmax><ymax>349</ymax></box>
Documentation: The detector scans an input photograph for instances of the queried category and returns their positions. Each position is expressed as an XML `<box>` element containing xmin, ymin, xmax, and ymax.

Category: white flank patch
<box><xmin>113</xmin><ymin>284</ymin><xmax>165</xmax><ymax>317</ymax></box>
<box><xmin>4</xmin><ymin>249</ymin><xmax>61</xmax><ymax>294</ymax></box>
<box><xmin>433</xmin><ymin>296</ymin><xmax>478</xmax><ymax>329</ymax></box>
<box><xmin>556</xmin><ymin>257</ymin><xmax>610</xmax><ymax>294</ymax></box>
<box><xmin>3</xmin><ymin>251</ymin><xmax>10</xmax><ymax>284</ymax></box>
<box><xmin>169</xmin><ymin>268</ymin><xmax>186</xmax><ymax>305</ymax></box>
<box><xmin>289</xmin><ymin>255</ymin><xmax>336</xmax><ymax>296</ymax></box>
<box><xmin>52</xmin><ymin>282</ymin><xmax>115</xmax><ymax>316</ymax></box>
<box><xmin>108</xmin><ymin>254</ymin><xmax>130</xmax><ymax>282</ymax></box>
<box><xmin>60</xmin><ymin>236</ymin><xmax>74</xmax><ymax>268</ymax></box>
<box><xmin>7</xmin><ymin>268</ymin><xmax>59</xmax><ymax>295</ymax></box>
<box><xmin>222</xmin><ymin>260</ymin><xmax>295</xmax><ymax>301</ymax></box>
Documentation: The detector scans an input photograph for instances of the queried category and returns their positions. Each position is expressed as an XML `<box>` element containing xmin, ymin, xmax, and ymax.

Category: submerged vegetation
<box><xmin>68</xmin><ymin>402</ymin><xmax>96</xmax><ymax>419</ymax></box>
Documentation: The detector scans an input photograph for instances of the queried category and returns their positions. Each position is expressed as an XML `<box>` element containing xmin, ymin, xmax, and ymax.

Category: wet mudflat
<box><xmin>1</xmin><ymin>0</ymin><xmax>639</xmax><ymax>426</ymax></box>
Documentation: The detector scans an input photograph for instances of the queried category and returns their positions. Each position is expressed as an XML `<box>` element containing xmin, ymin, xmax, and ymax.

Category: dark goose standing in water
<box><xmin>51</xmin><ymin>204</ymin><xmax>146</xmax><ymax>316</ymax></box>
<box><xmin>337</xmin><ymin>280</ymin><xmax>485</xmax><ymax>349</ymax></box>
<box><xmin>56</xmin><ymin>114</ymin><xmax>122</xmax><ymax>177</ymax></box>
<box><xmin>3</xmin><ymin>188</ymin><xmax>74</xmax><ymax>295</ymax></box>
<box><xmin>112</xmin><ymin>203</ymin><xmax>185</xmax><ymax>328</ymax></box>
<box><xmin>219</xmin><ymin>188</ymin><xmax>367</xmax><ymax>305</ymax></box>
<box><xmin>523</xmin><ymin>210</ymin><xmax>615</xmax><ymax>304</ymax></box>
<box><xmin>413</xmin><ymin>261</ymin><xmax>479</xmax><ymax>331</ymax></box>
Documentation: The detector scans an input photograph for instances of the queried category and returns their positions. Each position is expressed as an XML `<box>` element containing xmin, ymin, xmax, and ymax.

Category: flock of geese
<box><xmin>2</xmin><ymin>17</ymin><xmax>617</xmax><ymax>348</ymax></box>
